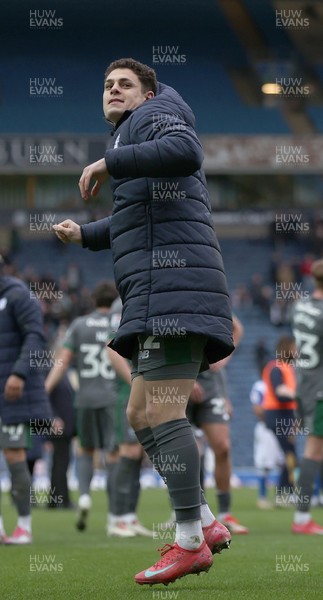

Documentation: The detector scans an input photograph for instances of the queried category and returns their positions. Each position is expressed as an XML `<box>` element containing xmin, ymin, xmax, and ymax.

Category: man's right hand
<box><xmin>4</xmin><ymin>375</ymin><xmax>25</xmax><ymax>401</ymax></box>
<box><xmin>52</xmin><ymin>220</ymin><xmax>82</xmax><ymax>245</ymax></box>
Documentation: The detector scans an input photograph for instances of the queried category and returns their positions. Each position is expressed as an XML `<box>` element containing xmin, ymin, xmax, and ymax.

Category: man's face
<box><xmin>103</xmin><ymin>68</ymin><xmax>154</xmax><ymax>124</ymax></box>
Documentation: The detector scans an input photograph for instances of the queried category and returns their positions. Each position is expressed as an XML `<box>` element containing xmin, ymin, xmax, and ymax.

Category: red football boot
<box><xmin>292</xmin><ymin>519</ymin><xmax>323</xmax><ymax>535</ymax></box>
<box><xmin>5</xmin><ymin>526</ymin><xmax>32</xmax><ymax>545</ymax></box>
<box><xmin>203</xmin><ymin>519</ymin><xmax>231</xmax><ymax>554</ymax></box>
<box><xmin>135</xmin><ymin>540</ymin><xmax>213</xmax><ymax>586</ymax></box>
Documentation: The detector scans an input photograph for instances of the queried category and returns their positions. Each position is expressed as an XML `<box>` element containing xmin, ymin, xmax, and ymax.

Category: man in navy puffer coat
<box><xmin>0</xmin><ymin>259</ymin><xmax>51</xmax><ymax>544</ymax></box>
<box><xmin>54</xmin><ymin>58</ymin><xmax>233</xmax><ymax>584</ymax></box>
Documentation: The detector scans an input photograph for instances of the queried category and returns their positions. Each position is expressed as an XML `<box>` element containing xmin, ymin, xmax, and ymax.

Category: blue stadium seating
<box><xmin>1</xmin><ymin>58</ymin><xmax>289</xmax><ymax>135</ymax></box>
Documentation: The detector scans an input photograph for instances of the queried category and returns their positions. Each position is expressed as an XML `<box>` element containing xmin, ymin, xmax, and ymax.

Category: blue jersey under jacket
<box><xmin>81</xmin><ymin>82</ymin><xmax>234</xmax><ymax>363</ymax></box>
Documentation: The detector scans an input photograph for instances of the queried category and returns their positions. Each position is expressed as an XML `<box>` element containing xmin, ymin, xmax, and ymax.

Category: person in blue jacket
<box><xmin>0</xmin><ymin>256</ymin><xmax>52</xmax><ymax>544</ymax></box>
<box><xmin>53</xmin><ymin>58</ymin><xmax>234</xmax><ymax>585</ymax></box>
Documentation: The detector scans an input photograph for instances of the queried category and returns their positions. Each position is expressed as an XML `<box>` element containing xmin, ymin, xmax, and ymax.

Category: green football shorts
<box><xmin>0</xmin><ymin>422</ymin><xmax>31</xmax><ymax>449</ymax></box>
<box><xmin>131</xmin><ymin>334</ymin><xmax>208</xmax><ymax>381</ymax></box>
<box><xmin>76</xmin><ymin>406</ymin><xmax>116</xmax><ymax>450</ymax></box>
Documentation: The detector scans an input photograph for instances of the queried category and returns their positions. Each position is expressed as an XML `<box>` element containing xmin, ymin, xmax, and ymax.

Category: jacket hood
<box><xmin>154</xmin><ymin>82</ymin><xmax>196</xmax><ymax>128</ymax></box>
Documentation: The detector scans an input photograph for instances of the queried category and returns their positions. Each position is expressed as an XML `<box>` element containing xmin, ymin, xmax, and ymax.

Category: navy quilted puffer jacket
<box><xmin>81</xmin><ymin>82</ymin><xmax>233</xmax><ymax>363</ymax></box>
<box><xmin>0</xmin><ymin>276</ymin><xmax>51</xmax><ymax>425</ymax></box>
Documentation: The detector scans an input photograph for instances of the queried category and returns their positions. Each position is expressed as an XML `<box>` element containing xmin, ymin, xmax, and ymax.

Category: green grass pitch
<box><xmin>0</xmin><ymin>487</ymin><xmax>322</xmax><ymax>600</ymax></box>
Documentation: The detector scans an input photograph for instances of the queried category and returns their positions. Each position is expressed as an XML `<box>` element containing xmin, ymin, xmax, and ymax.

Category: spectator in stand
<box><xmin>248</xmin><ymin>273</ymin><xmax>273</xmax><ymax>314</ymax></box>
<box><xmin>269</xmin><ymin>251</ymin><xmax>283</xmax><ymax>286</ymax></box>
<box><xmin>231</xmin><ymin>283</ymin><xmax>252</xmax><ymax>311</ymax></box>
<box><xmin>270</xmin><ymin>298</ymin><xmax>289</xmax><ymax>327</ymax></box>
<box><xmin>270</xmin><ymin>261</ymin><xmax>301</xmax><ymax>327</ymax></box>
<box><xmin>66</xmin><ymin>262</ymin><xmax>83</xmax><ymax>293</ymax></box>
<box><xmin>275</xmin><ymin>262</ymin><xmax>296</xmax><ymax>289</ymax></box>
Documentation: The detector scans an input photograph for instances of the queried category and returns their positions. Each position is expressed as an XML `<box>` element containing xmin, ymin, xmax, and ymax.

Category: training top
<box><xmin>63</xmin><ymin>309</ymin><xmax>117</xmax><ymax>408</ymax></box>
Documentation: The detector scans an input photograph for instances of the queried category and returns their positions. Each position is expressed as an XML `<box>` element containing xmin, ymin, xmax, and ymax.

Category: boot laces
<box><xmin>154</xmin><ymin>544</ymin><xmax>182</xmax><ymax>569</ymax></box>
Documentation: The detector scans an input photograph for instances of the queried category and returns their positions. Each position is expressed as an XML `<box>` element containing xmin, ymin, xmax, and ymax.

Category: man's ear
<box><xmin>145</xmin><ymin>91</ymin><xmax>155</xmax><ymax>100</ymax></box>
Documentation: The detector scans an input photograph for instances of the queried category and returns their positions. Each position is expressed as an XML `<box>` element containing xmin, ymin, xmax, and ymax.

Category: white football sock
<box><xmin>175</xmin><ymin>519</ymin><xmax>203</xmax><ymax>550</ymax></box>
<box><xmin>0</xmin><ymin>516</ymin><xmax>4</xmax><ymax>533</ymax></box>
<box><xmin>294</xmin><ymin>511</ymin><xmax>311</xmax><ymax>525</ymax></box>
<box><xmin>200</xmin><ymin>503</ymin><xmax>216</xmax><ymax>527</ymax></box>
<box><xmin>18</xmin><ymin>515</ymin><xmax>32</xmax><ymax>533</ymax></box>
<box><xmin>166</xmin><ymin>510</ymin><xmax>175</xmax><ymax>523</ymax></box>
<box><xmin>122</xmin><ymin>513</ymin><xmax>136</xmax><ymax>524</ymax></box>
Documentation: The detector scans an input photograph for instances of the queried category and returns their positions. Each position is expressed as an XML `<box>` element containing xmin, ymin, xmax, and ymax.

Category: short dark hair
<box><xmin>105</xmin><ymin>58</ymin><xmax>157</xmax><ymax>94</ymax></box>
<box><xmin>92</xmin><ymin>281</ymin><xmax>118</xmax><ymax>308</ymax></box>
